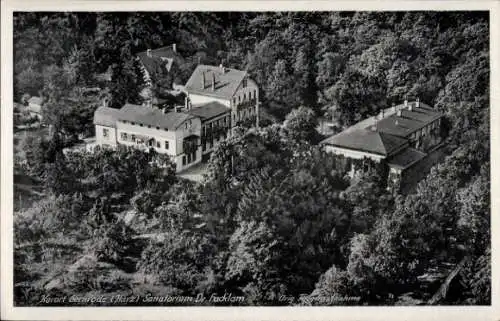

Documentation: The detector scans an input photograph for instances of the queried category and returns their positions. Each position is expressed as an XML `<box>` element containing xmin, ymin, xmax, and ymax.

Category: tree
<box><xmin>329</xmin><ymin>68</ymin><xmax>387</xmax><ymax>126</ymax></box>
<box><xmin>282</xmin><ymin>106</ymin><xmax>319</xmax><ymax>143</ymax></box>
<box><xmin>265</xmin><ymin>59</ymin><xmax>297</xmax><ymax>118</ymax></box>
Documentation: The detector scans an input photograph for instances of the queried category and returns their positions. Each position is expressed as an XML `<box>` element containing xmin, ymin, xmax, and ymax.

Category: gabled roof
<box><xmin>184</xmin><ymin>64</ymin><xmax>247</xmax><ymax>100</ymax></box>
<box><xmin>321</xmin><ymin>129</ymin><xmax>408</xmax><ymax>156</ymax></box>
<box><xmin>28</xmin><ymin>96</ymin><xmax>43</xmax><ymax>105</ymax></box>
<box><xmin>137</xmin><ymin>45</ymin><xmax>184</xmax><ymax>76</ymax></box>
<box><xmin>187</xmin><ymin>101</ymin><xmax>231</xmax><ymax>121</ymax></box>
<box><xmin>374</xmin><ymin>102</ymin><xmax>442</xmax><ymax>138</ymax></box>
<box><xmin>117</xmin><ymin>103</ymin><xmax>196</xmax><ymax>130</ymax></box>
<box><xmin>93</xmin><ymin>106</ymin><xmax>122</xmax><ymax>128</ymax></box>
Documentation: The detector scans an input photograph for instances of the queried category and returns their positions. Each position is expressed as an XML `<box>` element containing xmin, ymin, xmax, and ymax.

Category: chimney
<box><xmin>147</xmin><ymin>49</ymin><xmax>152</xmax><ymax>57</ymax></box>
<box><xmin>416</xmin><ymin>97</ymin><xmax>420</xmax><ymax>108</ymax></box>
<box><xmin>404</xmin><ymin>99</ymin><xmax>408</xmax><ymax>107</ymax></box>
<box><xmin>397</xmin><ymin>110</ymin><xmax>402</xmax><ymax>117</ymax></box>
<box><xmin>395</xmin><ymin>120</ymin><xmax>399</xmax><ymax>126</ymax></box>
<box><xmin>103</xmin><ymin>98</ymin><xmax>108</xmax><ymax>107</ymax></box>
<box><xmin>212</xmin><ymin>72</ymin><xmax>216</xmax><ymax>91</ymax></box>
<box><xmin>408</xmin><ymin>103</ymin><xmax>413</xmax><ymax>111</ymax></box>
<box><xmin>172</xmin><ymin>43</ymin><xmax>177</xmax><ymax>53</ymax></box>
<box><xmin>202</xmin><ymin>72</ymin><xmax>206</xmax><ymax>89</ymax></box>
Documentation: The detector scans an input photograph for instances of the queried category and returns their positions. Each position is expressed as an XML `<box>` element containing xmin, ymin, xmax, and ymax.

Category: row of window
<box><xmin>234</xmin><ymin>106</ymin><xmax>256</xmax><ymax>123</ymax></box>
<box><xmin>120</xmin><ymin>119</ymin><xmax>195</xmax><ymax>132</ymax></box>
<box><xmin>202</xmin><ymin>131</ymin><xmax>226</xmax><ymax>152</ymax></box>
<box><xmin>202</xmin><ymin>117</ymin><xmax>230</xmax><ymax>136</ymax></box>
<box><xmin>118</xmin><ymin>131</ymin><xmax>170</xmax><ymax>150</ymax></box>
<box><xmin>233</xmin><ymin>89</ymin><xmax>257</xmax><ymax>106</ymax></box>
<box><xmin>409</xmin><ymin>119</ymin><xmax>440</xmax><ymax>141</ymax></box>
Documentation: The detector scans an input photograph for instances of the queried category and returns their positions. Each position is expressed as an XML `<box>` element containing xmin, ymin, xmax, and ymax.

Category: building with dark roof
<box><xmin>136</xmin><ymin>44</ymin><xmax>185</xmax><ymax>100</ymax></box>
<box><xmin>93</xmin><ymin>102</ymin><xmax>203</xmax><ymax>172</ymax></box>
<box><xmin>183</xmin><ymin>63</ymin><xmax>261</xmax><ymax>158</ymax></box>
<box><xmin>93</xmin><ymin>61</ymin><xmax>262</xmax><ymax>172</ymax></box>
<box><xmin>321</xmin><ymin>99</ymin><xmax>445</xmax><ymax>193</ymax></box>
<box><xmin>185</xmin><ymin>64</ymin><xmax>259</xmax><ymax>125</ymax></box>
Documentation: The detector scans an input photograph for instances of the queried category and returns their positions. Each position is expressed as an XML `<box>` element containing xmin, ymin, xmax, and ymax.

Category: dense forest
<box><xmin>13</xmin><ymin>12</ymin><xmax>490</xmax><ymax>306</ymax></box>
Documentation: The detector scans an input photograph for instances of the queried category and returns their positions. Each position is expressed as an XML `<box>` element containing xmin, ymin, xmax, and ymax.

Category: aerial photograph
<box><xmin>12</xmin><ymin>11</ymin><xmax>490</xmax><ymax>306</ymax></box>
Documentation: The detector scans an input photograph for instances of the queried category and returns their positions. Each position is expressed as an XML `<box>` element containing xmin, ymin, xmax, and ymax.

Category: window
<box><xmin>238</xmin><ymin>96</ymin><xmax>241</xmax><ymax>103</ymax></box>
<box><xmin>131</xmin><ymin>134</ymin><xmax>136</xmax><ymax>142</ymax></box>
<box><xmin>164</xmin><ymin>128</ymin><xmax>168</xmax><ymax>131</ymax></box>
<box><xmin>103</xmin><ymin>128</ymin><xmax>109</xmax><ymax>138</ymax></box>
<box><xmin>233</xmin><ymin>97</ymin><xmax>236</xmax><ymax>105</ymax></box>
<box><xmin>185</xmin><ymin>123</ymin><xmax>188</xmax><ymax>130</ymax></box>
<box><xmin>140</xmin><ymin>124</ymin><xmax>144</xmax><ymax>127</ymax></box>
<box><xmin>254</xmin><ymin>90</ymin><xmax>257</xmax><ymax>99</ymax></box>
<box><xmin>165</xmin><ymin>141</ymin><xmax>169</xmax><ymax>150</ymax></box>
<box><xmin>244</xmin><ymin>93</ymin><xmax>246</xmax><ymax>101</ymax></box>
<box><xmin>249</xmin><ymin>91</ymin><xmax>252</xmax><ymax>100</ymax></box>
<box><xmin>243</xmin><ymin>78</ymin><xmax>247</xmax><ymax>88</ymax></box>
<box><xmin>156</xmin><ymin>141</ymin><xmax>161</xmax><ymax>148</ymax></box>
<box><xmin>120</xmin><ymin>132</ymin><xmax>128</xmax><ymax>141</ymax></box>
<box><xmin>148</xmin><ymin>125</ymin><xmax>151</xmax><ymax>128</ymax></box>
<box><xmin>148</xmin><ymin>139</ymin><xmax>154</xmax><ymax>147</ymax></box>
<box><xmin>156</xmin><ymin>126</ymin><xmax>160</xmax><ymax>130</ymax></box>
<box><xmin>182</xmin><ymin>155</ymin><xmax>186</xmax><ymax>165</ymax></box>
<box><xmin>131</xmin><ymin>122</ymin><xmax>136</xmax><ymax>125</ymax></box>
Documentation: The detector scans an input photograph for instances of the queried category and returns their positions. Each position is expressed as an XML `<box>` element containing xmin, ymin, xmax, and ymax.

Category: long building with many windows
<box><xmin>93</xmin><ymin>63</ymin><xmax>260</xmax><ymax>172</ymax></box>
<box><xmin>320</xmin><ymin>99</ymin><xmax>445</xmax><ymax>193</ymax></box>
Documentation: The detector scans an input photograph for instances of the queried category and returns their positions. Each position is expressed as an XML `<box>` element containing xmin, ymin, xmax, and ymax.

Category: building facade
<box><xmin>321</xmin><ymin>99</ymin><xmax>445</xmax><ymax>193</ymax></box>
<box><xmin>184</xmin><ymin>64</ymin><xmax>260</xmax><ymax>129</ymax></box>
<box><xmin>93</xmin><ymin>64</ymin><xmax>261</xmax><ymax>172</ymax></box>
<box><xmin>94</xmin><ymin>103</ymin><xmax>202</xmax><ymax>172</ymax></box>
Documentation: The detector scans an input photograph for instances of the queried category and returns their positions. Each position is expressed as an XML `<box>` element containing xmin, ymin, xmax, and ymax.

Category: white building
<box><xmin>93</xmin><ymin>63</ymin><xmax>261</xmax><ymax>172</ymax></box>
<box><xmin>184</xmin><ymin>64</ymin><xmax>260</xmax><ymax>130</ymax></box>
<box><xmin>94</xmin><ymin>104</ymin><xmax>202</xmax><ymax>172</ymax></box>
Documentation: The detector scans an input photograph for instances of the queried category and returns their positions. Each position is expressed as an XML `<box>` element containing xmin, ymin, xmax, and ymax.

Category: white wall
<box><xmin>116</xmin><ymin>121</ymin><xmax>178</xmax><ymax>155</ymax></box>
<box><xmin>95</xmin><ymin>124</ymin><xmax>117</xmax><ymax>146</ymax></box>
<box><xmin>323</xmin><ymin>145</ymin><xmax>385</xmax><ymax>162</ymax></box>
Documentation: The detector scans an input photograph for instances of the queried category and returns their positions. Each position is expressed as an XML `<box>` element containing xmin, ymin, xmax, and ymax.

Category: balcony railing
<box><xmin>236</xmin><ymin>98</ymin><xmax>257</xmax><ymax>110</ymax></box>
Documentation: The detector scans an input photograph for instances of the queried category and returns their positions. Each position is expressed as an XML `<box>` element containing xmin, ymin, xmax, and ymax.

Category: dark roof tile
<box><xmin>117</xmin><ymin>103</ymin><xmax>196</xmax><ymax>130</ymax></box>
<box><xmin>374</xmin><ymin>103</ymin><xmax>442</xmax><ymax>138</ymax></box>
<box><xmin>321</xmin><ymin>129</ymin><xmax>408</xmax><ymax>156</ymax></box>
<box><xmin>187</xmin><ymin>101</ymin><xmax>231</xmax><ymax>120</ymax></box>
<box><xmin>184</xmin><ymin>64</ymin><xmax>246</xmax><ymax>99</ymax></box>
<box><xmin>387</xmin><ymin>148</ymin><xmax>427</xmax><ymax>169</ymax></box>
